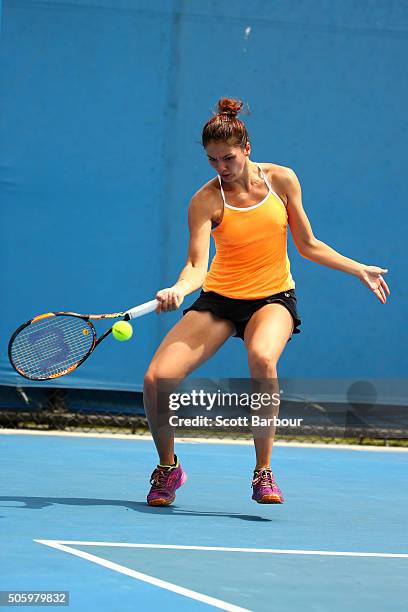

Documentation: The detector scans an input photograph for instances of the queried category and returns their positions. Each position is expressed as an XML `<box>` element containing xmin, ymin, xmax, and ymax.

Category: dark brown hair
<box><xmin>202</xmin><ymin>97</ymin><xmax>249</xmax><ymax>148</ymax></box>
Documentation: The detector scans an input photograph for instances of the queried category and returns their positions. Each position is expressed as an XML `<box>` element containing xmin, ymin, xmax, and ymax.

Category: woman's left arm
<box><xmin>280</xmin><ymin>168</ymin><xmax>390</xmax><ymax>304</ymax></box>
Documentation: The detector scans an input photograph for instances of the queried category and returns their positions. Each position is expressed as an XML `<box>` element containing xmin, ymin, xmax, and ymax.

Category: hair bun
<box><xmin>202</xmin><ymin>97</ymin><xmax>249</xmax><ymax>148</ymax></box>
<box><xmin>217</xmin><ymin>97</ymin><xmax>243</xmax><ymax>118</ymax></box>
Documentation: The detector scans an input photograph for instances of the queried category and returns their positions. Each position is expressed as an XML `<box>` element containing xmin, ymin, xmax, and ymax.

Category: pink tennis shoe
<box><xmin>147</xmin><ymin>456</ymin><xmax>187</xmax><ymax>506</ymax></box>
<box><xmin>252</xmin><ymin>468</ymin><xmax>284</xmax><ymax>504</ymax></box>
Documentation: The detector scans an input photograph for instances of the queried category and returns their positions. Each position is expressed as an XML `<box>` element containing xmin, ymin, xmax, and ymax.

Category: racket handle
<box><xmin>125</xmin><ymin>299</ymin><xmax>158</xmax><ymax>320</ymax></box>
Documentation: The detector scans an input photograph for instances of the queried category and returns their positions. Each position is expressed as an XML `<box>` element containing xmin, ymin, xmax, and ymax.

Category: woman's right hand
<box><xmin>155</xmin><ymin>286</ymin><xmax>186</xmax><ymax>313</ymax></box>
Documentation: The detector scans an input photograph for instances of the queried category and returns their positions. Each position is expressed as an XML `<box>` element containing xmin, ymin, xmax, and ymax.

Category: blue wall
<box><xmin>1</xmin><ymin>0</ymin><xmax>406</xmax><ymax>392</ymax></box>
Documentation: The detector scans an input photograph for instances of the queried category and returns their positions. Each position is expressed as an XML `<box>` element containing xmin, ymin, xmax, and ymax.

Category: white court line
<box><xmin>35</xmin><ymin>539</ymin><xmax>408</xmax><ymax>559</ymax></box>
<box><xmin>34</xmin><ymin>540</ymin><xmax>250</xmax><ymax>612</ymax></box>
<box><xmin>2</xmin><ymin>429</ymin><xmax>407</xmax><ymax>452</ymax></box>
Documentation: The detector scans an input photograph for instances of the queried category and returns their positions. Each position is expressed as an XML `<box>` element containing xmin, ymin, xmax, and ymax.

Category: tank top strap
<box><xmin>258</xmin><ymin>165</ymin><xmax>273</xmax><ymax>193</ymax></box>
<box><xmin>217</xmin><ymin>175</ymin><xmax>227</xmax><ymax>205</ymax></box>
<box><xmin>258</xmin><ymin>165</ymin><xmax>286</xmax><ymax>208</ymax></box>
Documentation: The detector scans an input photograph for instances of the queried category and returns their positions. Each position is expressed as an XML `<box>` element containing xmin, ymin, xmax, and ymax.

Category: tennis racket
<box><xmin>8</xmin><ymin>299</ymin><xmax>158</xmax><ymax>381</ymax></box>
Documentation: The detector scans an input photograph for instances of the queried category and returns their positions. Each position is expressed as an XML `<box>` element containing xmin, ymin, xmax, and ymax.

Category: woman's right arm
<box><xmin>156</xmin><ymin>192</ymin><xmax>213</xmax><ymax>313</ymax></box>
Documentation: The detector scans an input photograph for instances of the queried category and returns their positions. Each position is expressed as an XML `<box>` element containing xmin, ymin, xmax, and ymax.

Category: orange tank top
<box><xmin>203</xmin><ymin>166</ymin><xmax>295</xmax><ymax>299</ymax></box>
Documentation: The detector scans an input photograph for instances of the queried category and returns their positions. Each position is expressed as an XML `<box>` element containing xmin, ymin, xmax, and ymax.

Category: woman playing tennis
<box><xmin>144</xmin><ymin>97</ymin><xmax>389</xmax><ymax>506</ymax></box>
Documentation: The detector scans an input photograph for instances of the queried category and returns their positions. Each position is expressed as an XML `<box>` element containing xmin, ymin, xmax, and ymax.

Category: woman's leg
<box><xmin>244</xmin><ymin>303</ymin><xmax>294</xmax><ymax>470</ymax></box>
<box><xmin>144</xmin><ymin>310</ymin><xmax>235</xmax><ymax>464</ymax></box>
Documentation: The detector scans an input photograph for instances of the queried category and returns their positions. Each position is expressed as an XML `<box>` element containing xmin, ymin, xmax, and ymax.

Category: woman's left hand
<box><xmin>358</xmin><ymin>265</ymin><xmax>390</xmax><ymax>304</ymax></box>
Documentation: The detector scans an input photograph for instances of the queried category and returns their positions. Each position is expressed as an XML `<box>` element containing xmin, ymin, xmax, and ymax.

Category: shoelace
<box><xmin>150</xmin><ymin>467</ymin><xmax>171</xmax><ymax>491</ymax></box>
<box><xmin>253</xmin><ymin>468</ymin><xmax>274</xmax><ymax>487</ymax></box>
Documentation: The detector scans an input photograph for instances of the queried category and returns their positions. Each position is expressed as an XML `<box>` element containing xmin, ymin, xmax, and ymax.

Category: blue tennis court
<box><xmin>1</xmin><ymin>432</ymin><xmax>407</xmax><ymax>611</ymax></box>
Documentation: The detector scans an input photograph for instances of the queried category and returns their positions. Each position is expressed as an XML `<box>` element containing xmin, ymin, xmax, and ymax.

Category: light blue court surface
<box><xmin>1</xmin><ymin>433</ymin><xmax>407</xmax><ymax>611</ymax></box>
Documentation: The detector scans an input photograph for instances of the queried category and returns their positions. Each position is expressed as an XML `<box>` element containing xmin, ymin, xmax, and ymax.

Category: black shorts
<box><xmin>183</xmin><ymin>289</ymin><xmax>301</xmax><ymax>341</ymax></box>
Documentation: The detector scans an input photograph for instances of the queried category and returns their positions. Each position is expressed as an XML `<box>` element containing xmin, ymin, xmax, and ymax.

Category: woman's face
<box><xmin>206</xmin><ymin>140</ymin><xmax>250</xmax><ymax>182</ymax></box>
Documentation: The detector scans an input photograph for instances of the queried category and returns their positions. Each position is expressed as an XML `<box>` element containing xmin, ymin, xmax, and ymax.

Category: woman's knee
<box><xmin>143</xmin><ymin>367</ymin><xmax>157</xmax><ymax>395</ymax></box>
<box><xmin>247</xmin><ymin>349</ymin><xmax>278</xmax><ymax>377</ymax></box>
<box><xmin>144</xmin><ymin>365</ymin><xmax>166</xmax><ymax>394</ymax></box>
<box><xmin>143</xmin><ymin>363</ymin><xmax>184</xmax><ymax>396</ymax></box>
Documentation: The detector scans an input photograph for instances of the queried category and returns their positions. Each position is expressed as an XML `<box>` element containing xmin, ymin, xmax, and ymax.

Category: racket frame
<box><xmin>8</xmin><ymin>299</ymin><xmax>158</xmax><ymax>381</ymax></box>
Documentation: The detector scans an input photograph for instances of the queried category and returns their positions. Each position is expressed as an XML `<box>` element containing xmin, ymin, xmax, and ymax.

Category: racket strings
<box><xmin>10</xmin><ymin>316</ymin><xmax>95</xmax><ymax>379</ymax></box>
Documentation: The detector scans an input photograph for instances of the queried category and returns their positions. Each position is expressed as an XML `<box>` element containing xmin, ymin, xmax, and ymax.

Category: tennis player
<box><xmin>144</xmin><ymin>98</ymin><xmax>390</xmax><ymax>506</ymax></box>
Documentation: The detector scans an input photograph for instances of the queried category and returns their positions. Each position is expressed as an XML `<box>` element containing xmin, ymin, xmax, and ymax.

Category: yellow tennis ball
<box><xmin>112</xmin><ymin>321</ymin><xmax>133</xmax><ymax>342</ymax></box>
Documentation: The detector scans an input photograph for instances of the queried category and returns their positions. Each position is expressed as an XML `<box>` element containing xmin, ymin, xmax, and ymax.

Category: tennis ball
<box><xmin>112</xmin><ymin>321</ymin><xmax>133</xmax><ymax>342</ymax></box>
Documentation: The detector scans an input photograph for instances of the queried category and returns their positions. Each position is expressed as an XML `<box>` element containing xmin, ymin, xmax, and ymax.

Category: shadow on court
<box><xmin>0</xmin><ymin>496</ymin><xmax>272</xmax><ymax>522</ymax></box>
